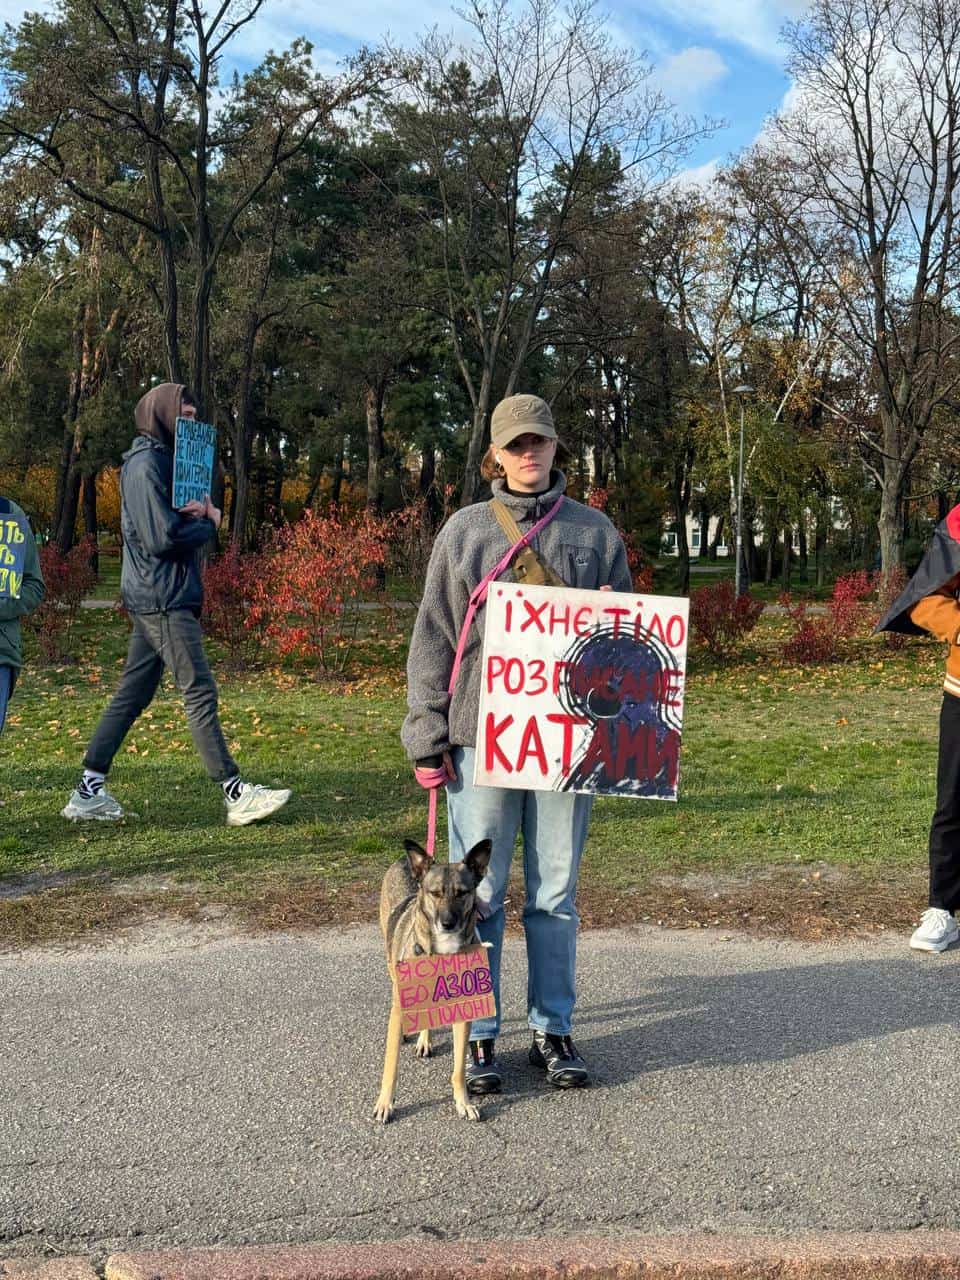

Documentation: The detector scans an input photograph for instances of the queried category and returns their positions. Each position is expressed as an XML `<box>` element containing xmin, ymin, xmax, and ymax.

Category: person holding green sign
<box><xmin>62</xmin><ymin>382</ymin><xmax>291</xmax><ymax>826</ymax></box>
<box><xmin>0</xmin><ymin>496</ymin><xmax>45</xmax><ymax>734</ymax></box>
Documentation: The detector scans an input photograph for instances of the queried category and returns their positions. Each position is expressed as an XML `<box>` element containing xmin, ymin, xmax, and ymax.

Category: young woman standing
<box><xmin>402</xmin><ymin>394</ymin><xmax>632</xmax><ymax>1094</ymax></box>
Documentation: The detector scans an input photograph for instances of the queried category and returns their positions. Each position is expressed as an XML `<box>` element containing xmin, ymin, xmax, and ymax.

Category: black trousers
<box><xmin>929</xmin><ymin>692</ymin><xmax>960</xmax><ymax>910</ymax></box>
<box><xmin>83</xmin><ymin>609</ymin><xmax>238</xmax><ymax>783</ymax></box>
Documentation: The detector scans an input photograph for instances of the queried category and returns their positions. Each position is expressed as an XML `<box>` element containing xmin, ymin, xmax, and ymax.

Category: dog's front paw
<box><xmin>373</xmin><ymin>1097</ymin><xmax>395</xmax><ymax>1124</ymax></box>
<box><xmin>415</xmin><ymin>1030</ymin><xmax>432</xmax><ymax>1059</ymax></box>
<box><xmin>456</xmin><ymin>1099</ymin><xmax>482</xmax><ymax>1121</ymax></box>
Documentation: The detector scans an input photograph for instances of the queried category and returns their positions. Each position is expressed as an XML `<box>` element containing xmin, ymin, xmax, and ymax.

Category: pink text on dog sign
<box><xmin>391</xmin><ymin>944</ymin><xmax>496</xmax><ymax>1036</ymax></box>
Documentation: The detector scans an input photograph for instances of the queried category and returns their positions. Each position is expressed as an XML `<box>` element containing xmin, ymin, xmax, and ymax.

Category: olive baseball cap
<box><xmin>490</xmin><ymin>394</ymin><xmax>558</xmax><ymax>448</ymax></box>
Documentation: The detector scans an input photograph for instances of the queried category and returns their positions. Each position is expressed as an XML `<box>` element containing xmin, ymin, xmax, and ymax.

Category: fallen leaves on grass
<box><xmin>0</xmin><ymin>864</ymin><xmax>929</xmax><ymax>950</ymax></box>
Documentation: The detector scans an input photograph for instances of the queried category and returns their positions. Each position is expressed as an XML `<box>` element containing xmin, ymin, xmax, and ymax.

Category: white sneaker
<box><xmin>224</xmin><ymin>783</ymin><xmax>291</xmax><ymax>827</ymax></box>
<box><xmin>61</xmin><ymin>788</ymin><xmax>125</xmax><ymax>822</ymax></box>
<box><xmin>910</xmin><ymin>907</ymin><xmax>959</xmax><ymax>953</ymax></box>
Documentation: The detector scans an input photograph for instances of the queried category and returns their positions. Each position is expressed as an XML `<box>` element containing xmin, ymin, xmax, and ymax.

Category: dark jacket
<box><xmin>0</xmin><ymin>497</ymin><xmax>45</xmax><ymax>684</ymax></box>
<box><xmin>875</xmin><ymin>505</ymin><xmax>960</xmax><ymax>635</ymax></box>
<box><xmin>120</xmin><ymin>435</ymin><xmax>214</xmax><ymax>615</ymax></box>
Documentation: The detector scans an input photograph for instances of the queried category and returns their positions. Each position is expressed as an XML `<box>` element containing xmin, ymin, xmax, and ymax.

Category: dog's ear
<box><xmin>464</xmin><ymin>838</ymin><xmax>492</xmax><ymax>884</ymax></box>
<box><xmin>403</xmin><ymin>839</ymin><xmax>432</xmax><ymax>880</ymax></box>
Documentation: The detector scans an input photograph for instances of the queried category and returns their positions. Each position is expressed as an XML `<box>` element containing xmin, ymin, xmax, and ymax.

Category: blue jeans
<box><xmin>0</xmin><ymin>665</ymin><xmax>10</xmax><ymax>733</ymax></box>
<box><xmin>446</xmin><ymin>746</ymin><xmax>593</xmax><ymax>1039</ymax></box>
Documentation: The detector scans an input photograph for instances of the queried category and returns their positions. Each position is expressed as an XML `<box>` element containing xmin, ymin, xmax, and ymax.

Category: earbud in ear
<box><xmin>495</xmin><ymin>454</ymin><xmax>501</xmax><ymax>465</ymax></box>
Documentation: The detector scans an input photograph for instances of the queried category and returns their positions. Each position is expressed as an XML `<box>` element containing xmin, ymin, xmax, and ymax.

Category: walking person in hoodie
<box><xmin>62</xmin><ymin>383</ymin><xmax>291</xmax><ymax>826</ymax></box>
<box><xmin>0</xmin><ymin>496</ymin><xmax>44</xmax><ymax>734</ymax></box>
<box><xmin>402</xmin><ymin>393</ymin><xmax>632</xmax><ymax>1095</ymax></box>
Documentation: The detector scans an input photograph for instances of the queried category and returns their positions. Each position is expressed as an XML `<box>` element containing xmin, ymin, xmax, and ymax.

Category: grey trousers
<box><xmin>83</xmin><ymin>610</ymin><xmax>238</xmax><ymax>783</ymax></box>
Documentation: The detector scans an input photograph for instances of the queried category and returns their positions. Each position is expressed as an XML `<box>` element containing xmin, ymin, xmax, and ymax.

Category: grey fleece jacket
<box><xmin>402</xmin><ymin>471</ymin><xmax>632</xmax><ymax>761</ymax></box>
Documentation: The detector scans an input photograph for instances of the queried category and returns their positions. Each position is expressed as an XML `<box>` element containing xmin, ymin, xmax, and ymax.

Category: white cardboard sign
<box><xmin>474</xmin><ymin>583</ymin><xmax>688</xmax><ymax>799</ymax></box>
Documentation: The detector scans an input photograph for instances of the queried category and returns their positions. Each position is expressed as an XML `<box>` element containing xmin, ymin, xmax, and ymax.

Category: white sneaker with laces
<box><xmin>61</xmin><ymin>789</ymin><xmax>125</xmax><ymax>822</ymax></box>
<box><xmin>225</xmin><ymin>783</ymin><xmax>291</xmax><ymax>827</ymax></box>
<box><xmin>910</xmin><ymin>907</ymin><xmax>959</xmax><ymax>953</ymax></box>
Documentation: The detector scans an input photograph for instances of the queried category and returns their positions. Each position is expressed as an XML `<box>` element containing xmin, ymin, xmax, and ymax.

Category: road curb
<box><xmin>103</xmin><ymin>1232</ymin><xmax>960</xmax><ymax>1280</ymax></box>
<box><xmin>0</xmin><ymin>1261</ymin><xmax>99</xmax><ymax>1280</ymax></box>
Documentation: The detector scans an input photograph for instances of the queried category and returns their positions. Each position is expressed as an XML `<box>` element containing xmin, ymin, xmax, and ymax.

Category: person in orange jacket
<box><xmin>878</xmin><ymin>506</ymin><xmax>960</xmax><ymax>951</ymax></box>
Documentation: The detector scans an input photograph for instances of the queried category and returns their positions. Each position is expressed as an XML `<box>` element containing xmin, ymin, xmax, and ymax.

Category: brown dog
<box><xmin>373</xmin><ymin>838</ymin><xmax>492</xmax><ymax>1124</ymax></box>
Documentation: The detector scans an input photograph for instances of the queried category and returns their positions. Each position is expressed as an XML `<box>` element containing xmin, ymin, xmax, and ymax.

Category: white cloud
<box><xmin>631</xmin><ymin>0</ymin><xmax>808</xmax><ymax>63</ymax></box>
<box><xmin>652</xmin><ymin>45</ymin><xmax>728</xmax><ymax>106</ymax></box>
<box><xmin>668</xmin><ymin>155</ymin><xmax>721</xmax><ymax>189</ymax></box>
<box><xmin>225</xmin><ymin>0</ymin><xmax>471</xmax><ymax>61</ymax></box>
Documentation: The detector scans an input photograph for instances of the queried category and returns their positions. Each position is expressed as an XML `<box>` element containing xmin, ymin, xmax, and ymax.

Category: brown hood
<box><xmin>134</xmin><ymin>383</ymin><xmax>185</xmax><ymax>448</ymax></box>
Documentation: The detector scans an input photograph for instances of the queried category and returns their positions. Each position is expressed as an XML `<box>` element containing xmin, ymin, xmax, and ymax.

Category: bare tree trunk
<box><xmin>593</xmin><ymin>388</ymin><xmax>607</xmax><ymax>490</ymax></box>
<box><xmin>52</xmin><ymin>426</ymin><xmax>75</xmax><ymax>542</ymax></box>
<box><xmin>365</xmin><ymin>381</ymin><xmax>386</xmax><ymax>514</ymax></box>
<box><xmin>269</xmin><ymin>435</ymin><xmax>284</xmax><ymax>524</ymax></box>
<box><xmin>672</xmin><ymin>452</ymin><xmax>693</xmax><ymax>596</ymax></box>
<box><xmin>878</xmin><ymin>424</ymin><xmax>909</xmax><ymax>578</ymax></box>
<box><xmin>82</xmin><ymin>471</ymin><xmax>99</xmax><ymax>573</ymax></box>
<box><xmin>815</xmin><ymin>521</ymin><xmax>827</xmax><ymax>589</ymax></box>
<box><xmin>330</xmin><ymin>434</ymin><xmax>347</xmax><ymax>507</ymax></box>
<box><xmin>798</xmin><ymin>521</ymin><xmax>808</xmax><ymax>582</ymax></box>
<box><xmin>419</xmin><ymin>445</ymin><xmax>441</xmax><ymax>527</ymax></box>
<box><xmin>781</xmin><ymin>526</ymin><xmax>792</xmax><ymax>591</ymax></box>
<box><xmin>461</xmin><ymin>373</ymin><xmax>493</xmax><ymax>506</ymax></box>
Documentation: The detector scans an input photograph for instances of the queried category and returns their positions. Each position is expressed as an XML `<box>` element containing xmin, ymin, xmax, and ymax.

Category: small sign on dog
<box><xmin>391</xmin><ymin>943</ymin><xmax>495</xmax><ymax>1037</ymax></box>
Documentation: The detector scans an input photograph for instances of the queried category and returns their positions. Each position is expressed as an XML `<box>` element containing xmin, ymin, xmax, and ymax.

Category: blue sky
<box><xmin>0</xmin><ymin>0</ymin><xmax>804</xmax><ymax>182</ymax></box>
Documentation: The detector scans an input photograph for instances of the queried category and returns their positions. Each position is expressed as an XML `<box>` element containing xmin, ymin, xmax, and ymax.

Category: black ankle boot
<box><xmin>529</xmin><ymin>1031</ymin><xmax>590</xmax><ymax>1088</ymax></box>
<box><xmin>466</xmin><ymin>1038</ymin><xmax>502</xmax><ymax>1095</ymax></box>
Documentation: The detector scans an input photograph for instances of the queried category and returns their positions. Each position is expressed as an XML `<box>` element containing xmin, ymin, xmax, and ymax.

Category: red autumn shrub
<box><xmin>875</xmin><ymin>565</ymin><xmax>909</xmax><ymax>650</ymax></box>
<box><xmin>690</xmin><ymin>579</ymin><xmax>764</xmax><ymax>658</ymax></box>
<box><xmin>779</xmin><ymin>604</ymin><xmax>840</xmax><ymax>664</ymax></box>
<box><xmin>249</xmin><ymin>507</ymin><xmax>389</xmax><ymax>674</ymax></box>
<box><xmin>25</xmin><ymin>536</ymin><xmax>98</xmax><ymax>662</ymax></box>
<box><xmin>828</xmin><ymin>569</ymin><xmax>875</xmax><ymax>638</ymax></box>
<box><xmin>781</xmin><ymin>571</ymin><xmax>877</xmax><ymax>664</ymax></box>
<box><xmin>202</xmin><ymin>545</ymin><xmax>263</xmax><ymax>668</ymax></box>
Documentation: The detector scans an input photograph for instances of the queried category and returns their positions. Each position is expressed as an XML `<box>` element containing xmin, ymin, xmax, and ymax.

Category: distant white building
<box><xmin>661</xmin><ymin>514</ymin><xmax>729</xmax><ymax>558</ymax></box>
<box><xmin>662</xmin><ymin>509</ymin><xmax>833</xmax><ymax>558</ymax></box>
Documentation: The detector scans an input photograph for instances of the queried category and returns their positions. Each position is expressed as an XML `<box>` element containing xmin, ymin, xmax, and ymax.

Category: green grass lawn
<box><xmin>0</xmin><ymin>604</ymin><xmax>945</xmax><ymax>944</ymax></box>
<box><xmin>89</xmin><ymin>548</ymin><xmax>121</xmax><ymax>598</ymax></box>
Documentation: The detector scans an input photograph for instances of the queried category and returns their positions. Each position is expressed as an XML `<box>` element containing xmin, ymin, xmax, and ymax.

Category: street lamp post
<box><xmin>733</xmin><ymin>385</ymin><xmax>753</xmax><ymax>598</ymax></box>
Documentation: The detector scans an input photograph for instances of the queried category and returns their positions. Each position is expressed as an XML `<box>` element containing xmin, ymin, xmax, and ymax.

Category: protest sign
<box><xmin>172</xmin><ymin>416</ymin><xmax>217</xmax><ymax>509</ymax></box>
<box><xmin>390</xmin><ymin>944</ymin><xmax>496</xmax><ymax>1036</ymax></box>
<box><xmin>475</xmin><ymin>582</ymin><xmax>689</xmax><ymax>799</ymax></box>
<box><xmin>0</xmin><ymin>514</ymin><xmax>28</xmax><ymax>600</ymax></box>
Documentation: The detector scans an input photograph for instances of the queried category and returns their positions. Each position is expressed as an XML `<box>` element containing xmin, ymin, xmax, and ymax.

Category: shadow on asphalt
<box><xmin>569</xmin><ymin>952</ymin><xmax>960</xmax><ymax>1086</ymax></box>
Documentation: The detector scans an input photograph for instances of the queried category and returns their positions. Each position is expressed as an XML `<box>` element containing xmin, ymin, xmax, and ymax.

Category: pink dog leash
<box><xmin>414</xmin><ymin>495</ymin><xmax>565</xmax><ymax>857</ymax></box>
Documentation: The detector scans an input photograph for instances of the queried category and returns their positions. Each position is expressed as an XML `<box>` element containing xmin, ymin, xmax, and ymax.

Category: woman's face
<box><xmin>497</xmin><ymin>433</ymin><xmax>557</xmax><ymax>493</ymax></box>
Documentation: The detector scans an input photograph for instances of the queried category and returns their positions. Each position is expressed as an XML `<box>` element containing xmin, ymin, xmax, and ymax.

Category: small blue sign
<box><xmin>172</xmin><ymin>417</ymin><xmax>217</xmax><ymax>509</ymax></box>
<box><xmin>0</xmin><ymin>513</ymin><xmax>27</xmax><ymax>599</ymax></box>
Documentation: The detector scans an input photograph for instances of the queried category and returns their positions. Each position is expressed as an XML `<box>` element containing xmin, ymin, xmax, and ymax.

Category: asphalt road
<box><xmin>2</xmin><ymin>921</ymin><xmax>959</xmax><ymax>1260</ymax></box>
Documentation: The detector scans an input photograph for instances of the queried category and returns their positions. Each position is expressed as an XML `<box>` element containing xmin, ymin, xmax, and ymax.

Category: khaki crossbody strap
<box><xmin>488</xmin><ymin>498</ymin><xmax>567</xmax><ymax>588</ymax></box>
<box><xmin>489</xmin><ymin>498</ymin><xmax>525</xmax><ymax>545</ymax></box>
